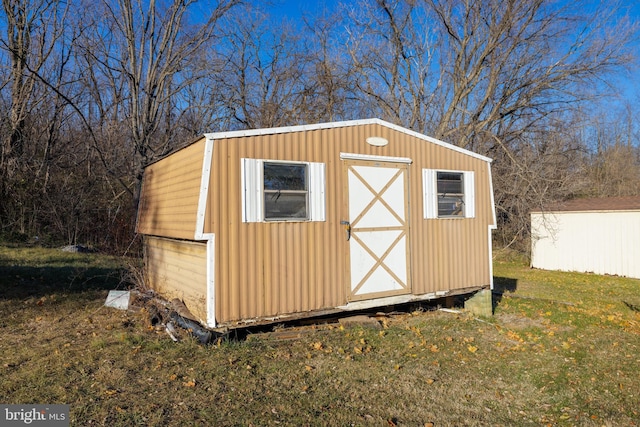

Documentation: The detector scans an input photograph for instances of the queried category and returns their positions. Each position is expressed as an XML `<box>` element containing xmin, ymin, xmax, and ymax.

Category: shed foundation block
<box><xmin>464</xmin><ymin>289</ymin><xmax>493</xmax><ymax>317</ymax></box>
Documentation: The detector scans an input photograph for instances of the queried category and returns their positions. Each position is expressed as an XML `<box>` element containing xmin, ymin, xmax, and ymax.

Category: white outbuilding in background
<box><xmin>531</xmin><ymin>196</ymin><xmax>640</xmax><ymax>279</ymax></box>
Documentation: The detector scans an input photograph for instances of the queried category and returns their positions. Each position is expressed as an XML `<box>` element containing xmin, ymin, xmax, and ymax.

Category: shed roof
<box><xmin>146</xmin><ymin>119</ymin><xmax>493</xmax><ymax>170</ymax></box>
<box><xmin>532</xmin><ymin>196</ymin><xmax>640</xmax><ymax>213</ymax></box>
<box><xmin>203</xmin><ymin>118</ymin><xmax>492</xmax><ymax>163</ymax></box>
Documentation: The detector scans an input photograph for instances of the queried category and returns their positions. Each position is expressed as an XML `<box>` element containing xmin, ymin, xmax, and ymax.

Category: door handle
<box><xmin>340</xmin><ymin>220</ymin><xmax>351</xmax><ymax>241</ymax></box>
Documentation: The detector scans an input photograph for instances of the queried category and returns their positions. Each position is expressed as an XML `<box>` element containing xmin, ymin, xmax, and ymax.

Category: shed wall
<box><xmin>531</xmin><ymin>211</ymin><xmax>640</xmax><ymax>279</ymax></box>
<box><xmin>137</xmin><ymin>139</ymin><xmax>205</xmax><ymax>240</ymax></box>
<box><xmin>144</xmin><ymin>236</ymin><xmax>208</xmax><ymax>322</ymax></box>
<box><xmin>207</xmin><ymin>123</ymin><xmax>495</xmax><ymax>324</ymax></box>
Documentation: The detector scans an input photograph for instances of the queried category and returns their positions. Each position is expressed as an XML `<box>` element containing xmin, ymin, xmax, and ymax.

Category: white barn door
<box><xmin>343</xmin><ymin>159</ymin><xmax>411</xmax><ymax>301</ymax></box>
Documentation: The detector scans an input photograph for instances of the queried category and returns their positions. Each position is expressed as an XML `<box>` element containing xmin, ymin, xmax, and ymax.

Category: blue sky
<box><xmin>273</xmin><ymin>0</ymin><xmax>340</xmax><ymax>19</ymax></box>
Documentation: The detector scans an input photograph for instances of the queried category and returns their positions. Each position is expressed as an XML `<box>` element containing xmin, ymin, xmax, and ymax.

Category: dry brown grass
<box><xmin>1</xmin><ymin>246</ymin><xmax>639</xmax><ymax>426</ymax></box>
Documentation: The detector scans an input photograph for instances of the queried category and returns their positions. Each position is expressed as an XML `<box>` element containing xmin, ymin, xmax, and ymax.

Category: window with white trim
<box><xmin>423</xmin><ymin>169</ymin><xmax>475</xmax><ymax>219</ymax></box>
<box><xmin>242</xmin><ymin>158</ymin><xmax>326</xmax><ymax>222</ymax></box>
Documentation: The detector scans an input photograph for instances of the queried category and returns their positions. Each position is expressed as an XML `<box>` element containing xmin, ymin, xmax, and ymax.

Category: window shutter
<box><xmin>308</xmin><ymin>162</ymin><xmax>326</xmax><ymax>222</ymax></box>
<box><xmin>464</xmin><ymin>171</ymin><xmax>475</xmax><ymax>218</ymax></box>
<box><xmin>241</xmin><ymin>158</ymin><xmax>263</xmax><ymax>222</ymax></box>
<box><xmin>423</xmin><ymin>169</ymin><xmax>437</xmax><ymax>219</ymax></box>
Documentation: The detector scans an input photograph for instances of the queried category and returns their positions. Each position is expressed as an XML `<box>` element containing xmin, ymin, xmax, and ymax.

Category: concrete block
<box><xmin>104</xmin><ymin>290</ymin><xmax>130</xmax><ymax>310</ymax></box>
<box><xmin>464</xmin><ymin>289</ymin><xmax>493</xmax><ymax>317</ymax></box>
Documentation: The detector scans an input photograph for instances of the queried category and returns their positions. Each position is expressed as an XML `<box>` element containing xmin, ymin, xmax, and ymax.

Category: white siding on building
<box><xmin>531</xmin><ymin>211</ymin><xmax>640</xmax><ymax>279</ymax></box>
<box><xmin>144</xmin><ymin>236</ymin><xmax>209</xmax><ymax>322</ymax></box>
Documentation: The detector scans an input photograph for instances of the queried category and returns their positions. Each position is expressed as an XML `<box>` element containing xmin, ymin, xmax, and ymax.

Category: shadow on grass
<box><xmin>0</xmin><ymin>262</ymin><xmax>127</xmax><ymax>301</ymax></box>
<box><xmin>492</xmin><ymin>276</ymin><xmax>518</xmax><ymax>312</ymax></box>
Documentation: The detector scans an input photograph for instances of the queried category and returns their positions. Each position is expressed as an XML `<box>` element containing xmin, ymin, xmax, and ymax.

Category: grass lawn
<box><xmin>1</xmin><ymin>246</ymin><xmax>639</xmax><ymax>426</ymax></box>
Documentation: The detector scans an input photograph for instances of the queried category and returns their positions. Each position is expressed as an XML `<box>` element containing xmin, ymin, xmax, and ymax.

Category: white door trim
<box><xmin>340</xmin><ymin>152</ymin><xmax>413</xmax><ymax>164</ymax></box>
<box><xmin>343</xmin><ymin>159</ymin><xmax>411</xmax><ymax>301</ymax></box>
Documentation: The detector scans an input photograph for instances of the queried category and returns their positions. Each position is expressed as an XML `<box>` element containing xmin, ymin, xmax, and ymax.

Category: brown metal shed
<box><xmin>136</xmin><ymin>119</ymin><xmax>497</xmax><ymax>329</ymax></box>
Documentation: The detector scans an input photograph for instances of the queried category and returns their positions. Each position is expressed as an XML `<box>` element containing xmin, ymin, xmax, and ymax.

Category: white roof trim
<box><xmin>195</xmin><ymin>135</ymin><xmax>217</xmax><ymax>328</ymax></box>
<box><xmin>531</xmin><ymin>209</ymin><xmax>640</xmax><ymax>215</ymax></box>
<box><xmin>195</xmin><ymin>136</ymin><xmax>214</xmax><ymax>239</ymax></box>
<box><xmin>487</xmin><ymin>162</ymin><xmax>497</xmax><ymax>229</ymax></box>
<box><xmin>204</xmin><ymin>118</ymin><xmax>492</xmax><ymax>163</ymax></box>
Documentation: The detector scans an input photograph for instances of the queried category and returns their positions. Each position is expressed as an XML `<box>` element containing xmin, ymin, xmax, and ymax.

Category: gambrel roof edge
<box><xmin>204</xmin><ymin>118</ymin><xmax>493</xmax><ymax>163</ymax></box>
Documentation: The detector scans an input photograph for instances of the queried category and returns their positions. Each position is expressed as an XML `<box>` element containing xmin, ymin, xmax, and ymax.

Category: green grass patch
<box><xmin>1</xmin><ymin>246</ymin><xmax>639</xmax><ymax>425</ymax></box>
<box><xmin>0</xmin><ymin>245</ymin><xmax>127</xmax><ymax>299</ymax></box>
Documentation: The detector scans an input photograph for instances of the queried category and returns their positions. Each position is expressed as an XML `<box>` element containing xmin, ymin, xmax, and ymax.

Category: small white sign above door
<box><xmin>366</xmin><ymin>136</ymin><xmax>389</xmax><ymax>147</ymax></box>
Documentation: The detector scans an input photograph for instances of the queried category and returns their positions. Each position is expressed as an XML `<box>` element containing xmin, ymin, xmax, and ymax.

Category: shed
<box><xmin>136</xmin><ymin>119</ymin><xmax>497</xmax><ymax>329</ymax></box>
<box><xmin>531</xmin><ymin>196</ymin><xmax>640</xmax><ymax>279</ymax></box>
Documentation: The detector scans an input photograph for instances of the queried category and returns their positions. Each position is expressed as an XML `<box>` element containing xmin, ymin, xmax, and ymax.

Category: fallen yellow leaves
<box><xmin>354</xmin><ymin>344</ymin><xmax>372</xmax><ymax>355</ymax></box>
<box><xmin>506</xmin><ymin>330</ymin><xmax>524</xmax><ymax>343</ymax></box>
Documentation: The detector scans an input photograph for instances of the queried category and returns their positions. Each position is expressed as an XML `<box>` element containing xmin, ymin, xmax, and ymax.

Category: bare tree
<box><xmin>0</xmin><ymin>0</ymin><xmax>83</xmax><ymax>238</ymax></box>
<box><xmin>0</xmin><ymin>0</ymin><xmax>238</xmax><ymax>245</ymax></box>
<box><xmin>81</xmin><ymin>0</ymin><xmax>239</xmax><ymax>207</ymax></box>
<box><xmin>426</xmin><ymin>0</ymin><xmax>634</xmax><ymax>151</ymax></box>
<box><xmin>0</xmin><ymin>0</ymin><xmax>69</xmax><ymax>176</ymax></box>
<box><xmin>344</xmin><ymin>0</ymin><xmax>635</xmax><ymax>145</ymax></box>
<box><xmin>214</xmin><ymin>6</ymin><xmax>311</xmax><ymax>129</ymax></box>
<box><xmin>302</xmin><ymin>12</ymin><xmax>361</xmax><ymax>123</ymax></box>
<box><xmin>344</xmin><ymin>0</ymin><xmax>438</xmax><ymax>132</ymax></box>
<box><xmin>211</xmin><ymin>3</ymin><xmax>369</xmax><ymax>130</ymax></box>
<box><xmin>0</xmin><ymin>0</ymin><xmax>635</xmax><ymax>251</ymax></box>
<box><xmin>583</xmin><ymin>104</ymin><xmax>640</xmax><ymax>198</ymax></box>
<box><xmin>341</xmin><ymin>0</ymin><xmax>637</xmax><ymax>248</ymax></box>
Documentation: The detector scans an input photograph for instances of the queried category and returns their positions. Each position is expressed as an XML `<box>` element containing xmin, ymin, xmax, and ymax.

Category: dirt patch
<box><xmin>495</xmin><ymin>313</ymin><xmax>550</xmax><ymax>330</ymax></box>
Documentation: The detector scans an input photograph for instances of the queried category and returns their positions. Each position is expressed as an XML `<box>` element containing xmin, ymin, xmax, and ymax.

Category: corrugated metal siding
<box><xmin>208</xmin><ymin>124</ymin><xmax>494</xmax><ymax>324</ymax></box>
<box><xmin>137</xmin><ymin>139</ymin><xmax>205</xmax><ymax>240</ymax></box>
<box><xmin>144</xmin><ymin>236</ymin><xmax>208</xmax><ymax>321</ymax></box>
<box><xmin>531</xmin><ymin>211</ymin><xmax>640</xmax><ymax>279</ymax></box>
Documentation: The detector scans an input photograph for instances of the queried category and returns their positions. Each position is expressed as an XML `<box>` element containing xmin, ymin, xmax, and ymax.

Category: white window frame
<box><xmin>242</xmin><ymin>158</ymin><xmax>326</xmax><ymax>223</ymax></box>
<box><xmin>423</xmin><ymin>169</ymin><xmax>475</xmax><ymax>219</ymax></box>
